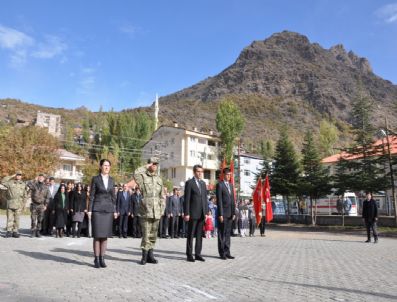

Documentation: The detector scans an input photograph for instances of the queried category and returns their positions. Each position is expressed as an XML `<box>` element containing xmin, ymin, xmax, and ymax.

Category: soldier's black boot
<box><xmin>147</xmin><ymin>249</ymin><xmax>158</xmax><ymax>264</ymax></box>
<box><xmin>99</xmin><ymin>256</ymin><xmax>107</xmax><ymax>268</ymax></box>
<box><xmin>141</xmin><ymin>250</ymin><xmax>148</xmax><ymax>265</ymax></box>
<box><xmin>94</xmin><ymin>256</ymin><xmax>100</xmax><ymax>268</ymax></box>
<box><xmin>5</xmin><ymin>232</ymin><xmax>11</xmax><ymax>238</ymax></box>
<box><xmin>12</xmin><ymin>232</ymin><xmax>20</xmax><ymax>238</ymax></box>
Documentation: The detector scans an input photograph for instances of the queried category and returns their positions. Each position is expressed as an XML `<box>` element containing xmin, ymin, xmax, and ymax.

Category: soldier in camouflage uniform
<box><xmin>27</xmin><ymin>173</ymin><xmax>51</xmax><ymax>237</ymax></box>
<box><xmin>127</xmin><ymin>157</ymin><xmax>165</xmax><ymax>265</ymax></box>
<box><xmin>1</xmin><ymin>171</ymin><xmax>27</xmax><ymax>238</ymax></box>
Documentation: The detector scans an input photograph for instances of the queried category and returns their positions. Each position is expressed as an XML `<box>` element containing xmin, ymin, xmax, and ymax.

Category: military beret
<box><xmin>38</xmin><ymin>173</ymin><xmax>45</xmax><ymax>177</ymax></box>
<box><xmin>148</xmin><ymin>156</ymin><xmax>160</xmax><ymax>164</ymax></box>
<box><xmin>16</xmin><ymin>171</ymin><xmax>22</xmax><ymax>175</ymax></box>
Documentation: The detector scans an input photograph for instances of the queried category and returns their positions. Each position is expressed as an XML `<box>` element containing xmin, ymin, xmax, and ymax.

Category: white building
<box><xmin>53</xmin><ymin>149</ymin><xmax>85</xmax><ymax>182</ymax></box>
<box><xmin>142</xmin><ymin>125</ymin><xmax>220</xmax><ymax>189</ymax></box>
<box><xmin>237</xmin><ymin>153</ymin><xmax>265</xmax><ymax>198</ymax></box>
<box><xmin>36</xmin><ymin>111</ymin><xmax>62</xmax><ymax>137</ymax></box>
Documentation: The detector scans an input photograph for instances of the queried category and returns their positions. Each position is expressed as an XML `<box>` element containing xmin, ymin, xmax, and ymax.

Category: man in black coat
<box><xmin>116</xmin><ymin>184</ymin><xmax>131</xmax><ymax>238</ymax></box>
<box><xmin>168</xmin><ymin>188</ymin><xmax>182</xmax><ymax>238</ymax></box>
<box><xmin>216</xmin><ymin>168</ymin><xmax>236</xmax><ymax>260</ymax></box>
<box><xmin>131</xmin><ymin>188</ymin><xmax>143</xmax><ymax>238</ymax></box>
<box><xmin>184</xmin><ymin>165</ymin><xmax>208</xmax><ymax>262</ymax></box>
<box><xmin>362</xmin><ymin>192</ymin><xmax>379</xmax><ymax>243</ymax></box>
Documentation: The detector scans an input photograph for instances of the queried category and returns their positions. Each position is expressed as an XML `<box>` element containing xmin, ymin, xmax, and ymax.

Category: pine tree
<box><xmin>300</xmin><ymin>131</ymin><xmax>331</xmax><ymax>225</ymax></box>
<box><xmin>270</xmin><ymin>127</ymin><xmax>300</xmax><ymax>221</ymax></box>
<box><xmin>336</xmin><ymin>95</ymin><xmax>388</xmax><ymax>193</ymax></box>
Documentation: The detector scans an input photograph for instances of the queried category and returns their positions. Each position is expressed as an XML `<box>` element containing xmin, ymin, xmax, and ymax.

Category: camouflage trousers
<box><xmin>140</xmin><ymin>218</ymin><xmax>160</xmax><ymax>251</ymax></box>
<box><xmin>6</xmin><ymin>208</ymin><xmax>22</xmax><ymax>233</ymax></box>
<box><xmin>30</xmin><ymin>203</ymin><xmax>45</xmax><ymax>231</ymax></box>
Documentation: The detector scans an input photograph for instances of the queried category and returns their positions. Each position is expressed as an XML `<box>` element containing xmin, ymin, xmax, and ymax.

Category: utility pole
<box><xmin>385</xmin><ymin>116</ymin><xmax>397</xmax><ymax>225</ymax></box>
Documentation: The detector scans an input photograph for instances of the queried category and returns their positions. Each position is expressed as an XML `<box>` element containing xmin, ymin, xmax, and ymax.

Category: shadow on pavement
<box><xmin>15</xmin><ymin>250</ymin><xmax>89</xmax><ymax>266</ymax></box>
<box><xmin>51</xmin><ymin>247</ymin><xmax>139</xmax><ymax>264</ymax></box>
<box><xmin>263</xmin><ymin>279</ymin><xmax>397</xmax><ymax>300</ymax></box>
<box><xmin>109</xmin><ymin>248</ymin><xmax>186</xmax><ymax>261</ymax></box>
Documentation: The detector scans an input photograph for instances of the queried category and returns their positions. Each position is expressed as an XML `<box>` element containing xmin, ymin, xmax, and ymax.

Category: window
<box><xmin>172</xmin><ymin>168</ymin><xmax>176</xmax><ymax>179</ymax></box>
<box><xmin>198</xmin><ymin>138</ymin><xmax>207</xmax><ymax>145</ymax></box>
<box><xmin>204</xmin><ymin>170</ymin><xmax>211</xmax><ymax>180</ymax></box>
<box><xmin>170</xmin><ymin>152</ymin><xmax>174</xmax><ymax>159</ymax></box>
<box><xmin>190</xmin><ymin>150</ymin><xmax>195</xmax><ymax>157</ymax></box>
<box><xmin>208</xmin><ymin>140</ymin><xmax>216</xmax><ymax>146</ymax></box>
<box><xmin>171</xmin><ymin>138</ymin><xmax>175</xmax><ymax>144</ymax></box>
<box><xmin>190</xmin><ymin>137</ymin><xmax>196</xmax><ymax>142</ymax></box>
<box><xmin>244</xmin><ymin>170</ymin><xmax>250</xmax><ymax>176</ymax></box>
<box><xmin>63</xmin><ymin>164</ymin><xmax>72</xmax><ymax>172</ymax></box>
<box><xmin>207</xmin><ymin>154</ymin><xmax>213</xmax><ymax>160</ymax></box>
<box><xmin>244</xmin><ymin>158</ymin><xmax>250</xmax><ymax>164</ymax></box>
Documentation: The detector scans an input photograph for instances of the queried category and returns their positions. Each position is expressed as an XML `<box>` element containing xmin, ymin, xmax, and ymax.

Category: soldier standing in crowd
<box><xmin>362</xmin><ymin>191</ymin><xmax>379</xmax><ymax>243</ymax></box>
<box><xmin>27</xmin><ymin>173</ymin><xmax>51</xmax><ymax>237</ymax></box>
<box><xmin>1</xmin><ymin>171</ymin><xmax>27</xmax><ymax>238</ymax></box>
<box><xmin>126</xmin><ymin>157</ymin><xmax>165</xmax><ymax>265</ymax></box>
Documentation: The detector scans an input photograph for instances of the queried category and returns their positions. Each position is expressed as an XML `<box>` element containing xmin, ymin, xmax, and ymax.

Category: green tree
<box><xmin>260</xmin><ymin>139</ymin><xmax>274</xmax><ymax>160</ymax></box>
<box><xmin>300</xmin><ymin>131</ymin><xmax>331</xmax><ymax>225</ymax></box>
<box><xmin>270</xmin><ymin>127</ymin><xmax>301</xmax><ymax>221</ymax></box>
<box><xmin>0</xmin><ymin>126</ymin><xmax>59</xmax><ymax>180</ymax></box>
<box><xmin>319</xmin><ymin>119</ymin><xmax>339</xmax><ymax>157</ymax></box>
<box><xmin>216</xmin><ymin>99</ymin><xmax>245</xmax><ymax>164</ymax></box>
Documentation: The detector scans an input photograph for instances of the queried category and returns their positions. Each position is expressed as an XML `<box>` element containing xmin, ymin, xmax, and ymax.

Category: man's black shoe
<box><xmin>195</xmin><ymin>255</ymin><xmax>205</xmax><ymax>262</ymax></box>
<box><xmin>36</xmin><ymin>231</ymin><xmax>42</xmax><ymax>238</ymax></box>
<box><xmin>226</xmin><ymin>255</ymin><xmax>235</xmax><ymax>259</ymax></box>
<box><xmin>365</xmin><ymin>239</ymin><xmax>371</xmax><ymax>243</ymax></box>
<box><xmin>12</xmin><ymin>232</ymin><xmax>20</xmax><ymax>238</ymax></box>
<box><xmin>187</xmin><ymin>255</ymin><xmax>195</xmax><ymax>262</ymax></box>
<box><xmin>220</xmin><ymin>255</ymin><xmax>227</xmax><ymax>260</ymax></box>
<box><xmin>374</xmin><ymin>238</ymin><xmax>378</xmax><ymax>244</ymax></box>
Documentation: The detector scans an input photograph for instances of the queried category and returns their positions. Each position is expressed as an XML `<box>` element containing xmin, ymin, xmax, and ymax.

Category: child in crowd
<box><xmin>205</xmin><ymin>211</ymin><xmax>214</xmax><ymax>239</ymax></box>
<box><xmin>239</xmin><ymin>206</ymin><xmax>249</xmax><ymax>237</ymax></box>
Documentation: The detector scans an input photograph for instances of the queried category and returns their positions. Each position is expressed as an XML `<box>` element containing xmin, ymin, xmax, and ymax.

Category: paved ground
<box><xmin>0</xmin><ymin>216</ymin><xmax>396</xmax><ymax>302</ymax></box>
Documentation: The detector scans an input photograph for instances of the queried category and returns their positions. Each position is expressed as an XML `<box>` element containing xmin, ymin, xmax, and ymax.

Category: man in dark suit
<box><xmin>168</xmin><ymin>188</ymin><xmax>182</xmax><ymax>238</ymax></box>
<box><xmin>216</xmin><ymin>168</ymin><xmax>236</xmax><ymax>260</ymax></box>
<box><xmin>116</xmin><ymin>184</ymin><xmax>131</xmax><ymax>238</ymax></box>
<box><xmin>184</xmin><ymin>164</ymin><xmax>208</xmax><ymax>262</ymax></box>
<box><xmin>131</xmin><ymin>188</ymin><xmax>143</xmax><ymax>238</ymax></box>
<box><xmin>362</xmin><ymin>192</ymin><xmax>379</xmax><ymax>243</ymax></box>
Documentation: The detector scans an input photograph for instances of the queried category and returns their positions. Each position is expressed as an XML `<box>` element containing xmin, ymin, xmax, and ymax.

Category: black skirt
<box><xmin>92</xmin><ymin>212</ymin><xmax>113</xmax><ymax>238</ymax></box>
<box><xmin>55</xmin><ymin>209</ymin><xmax>68</xmax><ymax>228</ymax></box>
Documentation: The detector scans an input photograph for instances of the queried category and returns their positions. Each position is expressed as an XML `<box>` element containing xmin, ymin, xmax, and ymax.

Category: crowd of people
<box><xmin>1</xmin><ymin>171</ymin><xmax>268</xmax><ymax>240</ymax></box>
<box><xmin>1</xmin><ymin>159</ymin><xmax>379</xmax><ymax>268</ymax></box>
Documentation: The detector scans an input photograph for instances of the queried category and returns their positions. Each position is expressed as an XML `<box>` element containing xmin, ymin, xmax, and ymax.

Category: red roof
<box><xmin>322</xmin><ymin>135</ymin><xmax>397</xmax><ymax>164</ymax></box>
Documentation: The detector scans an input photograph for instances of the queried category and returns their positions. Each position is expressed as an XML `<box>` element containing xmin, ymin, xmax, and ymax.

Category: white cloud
<box><xmin>77</xmin><ymin>67</ymin><xmax>96</xmax><ymax>95</ymax></box>
<box><xmin>376</xmin><ymin>3</ymin><xmax>397</xmax><ymax>23</ymax></box>
<box><xmin>0</xmin><ymin>24</ymin><xmax>69</xmax><ymax>68</ymax></box>
<box><xmin>32</xmin><ymin>35</ymin><xmax>67</xmax><ymax>59</ymax></box>
<box><xmin>119</xmin><ymin>22</ymin><xmax>144</xmax><ymax>37</ymax></box>
<box><xmin>0</xmin><ymin>24</ymin><xmax>34</xmax><ymax>49</ymax></box>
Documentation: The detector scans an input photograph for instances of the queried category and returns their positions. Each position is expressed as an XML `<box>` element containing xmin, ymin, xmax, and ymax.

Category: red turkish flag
<box><xmin>253</xmin><ymin>178</ymin><xmax>262</xmax><ymax>226</ymax></box>
<box><xmin>230</xmin><ymin>159</ymin><xmax>236</xmax><ymax>200</ymax></box>
<box><xmin>262</xmin><ymin>175</ymin><xmax>273</xmax><ymax>222</ymax></box>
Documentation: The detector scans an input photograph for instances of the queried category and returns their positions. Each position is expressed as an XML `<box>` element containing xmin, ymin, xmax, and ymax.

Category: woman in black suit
<box><xmin>53</xmin><ymin>184</ymin><xmax>69</xmax><ymax>238</ymax></box>
<box><xmin>71</xmin><ymin>183</ymin><xmax>87</xmax><ymax>238</ymax></box>
<box><xmin>88</xmin><ymin>159</ymin><xmax>117</xmax><ymax>268</ymax></box>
